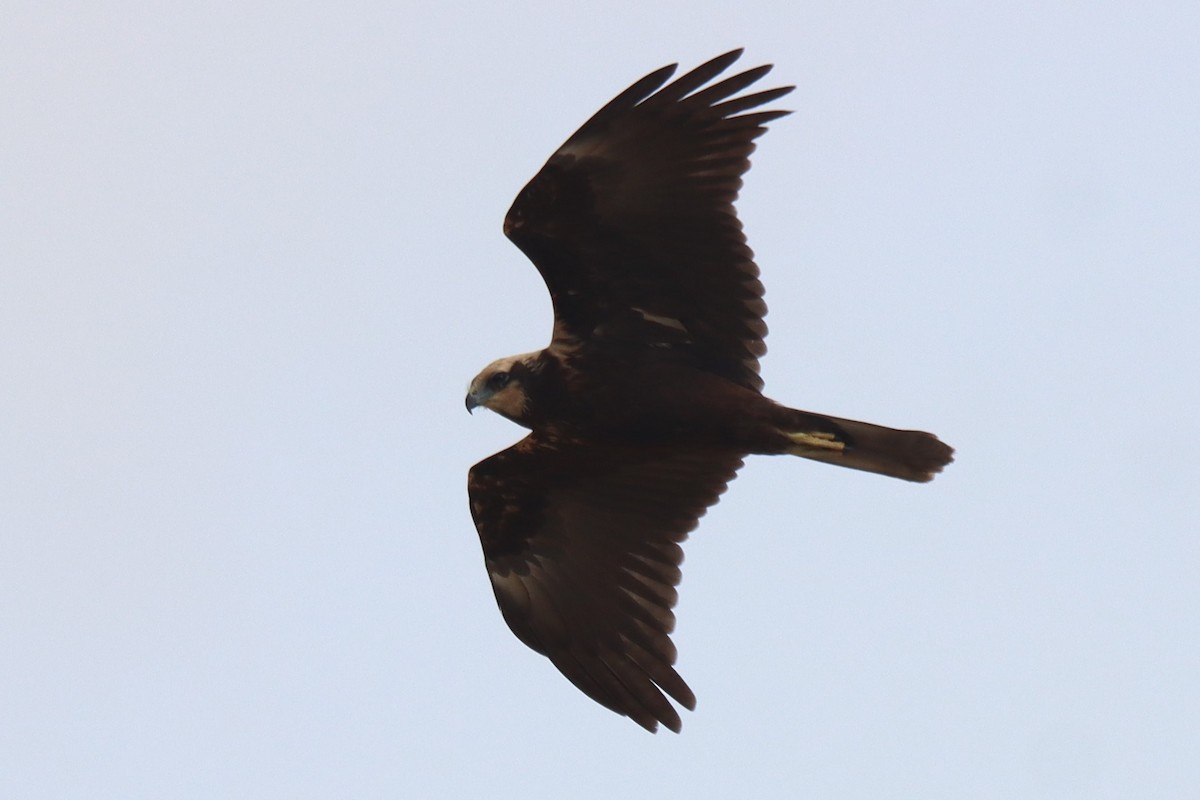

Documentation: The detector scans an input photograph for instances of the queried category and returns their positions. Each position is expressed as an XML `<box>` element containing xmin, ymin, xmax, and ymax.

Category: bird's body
<box><xmin>465</xmin><ymin>50</ymin><xmax>953</xmax><ymax>733</ymax></box>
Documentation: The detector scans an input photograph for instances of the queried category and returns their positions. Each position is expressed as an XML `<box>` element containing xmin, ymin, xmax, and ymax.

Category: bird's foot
<box><xmin>785</xmin><ymin>430</ymin><xmax>845</xmax><ymax>452</ymax></box>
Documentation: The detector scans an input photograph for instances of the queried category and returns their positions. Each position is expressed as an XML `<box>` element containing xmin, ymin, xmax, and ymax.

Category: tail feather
<box><xmin>783</xmin><ymin>412</ymin><xmax>954</xmax><ymax>483</ymax></box>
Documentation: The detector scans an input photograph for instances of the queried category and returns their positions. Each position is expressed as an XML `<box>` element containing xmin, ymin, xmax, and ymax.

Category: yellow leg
<box><xmin>785</xmin><ymin>430</ymin><xmax>845</xmax><ymax>453</ymax></box>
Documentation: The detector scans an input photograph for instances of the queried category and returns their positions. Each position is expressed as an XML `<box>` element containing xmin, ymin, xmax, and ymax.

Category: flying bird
<box><xmin>465</xmin><ymin>50</ymin><xmax>953</xmax><ymax>733</ymax></box>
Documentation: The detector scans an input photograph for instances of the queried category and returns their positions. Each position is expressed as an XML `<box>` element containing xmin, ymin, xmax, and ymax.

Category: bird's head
<box><xmin>465</xmin><ymin>352</ymin><xmax>540</xmax><ymax>425</ymax></box>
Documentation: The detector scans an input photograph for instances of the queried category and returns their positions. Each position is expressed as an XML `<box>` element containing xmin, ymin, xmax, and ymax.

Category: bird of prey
<box><xmin>465</xmin><ymin>50</ymin><xmax>953</xmax><ymax>733</ymax></box>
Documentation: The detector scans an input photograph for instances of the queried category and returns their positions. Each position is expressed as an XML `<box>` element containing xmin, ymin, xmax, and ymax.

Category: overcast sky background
<box><xmin>3</xmin><ymin>2</ymin><xmax>1198</xmax><ymax>797</ymax></box>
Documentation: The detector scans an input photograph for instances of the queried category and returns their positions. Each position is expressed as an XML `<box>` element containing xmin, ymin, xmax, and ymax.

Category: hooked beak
<box><xmin>465</xmin><ymin>391</ymin><xmax>481</xmax><ymax>414</ymax></box>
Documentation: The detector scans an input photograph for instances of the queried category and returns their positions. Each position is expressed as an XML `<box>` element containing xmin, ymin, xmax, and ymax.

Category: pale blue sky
<box><xmin>3</xmin><ymin>2</ymin><xmax>1198</xmax><ymax>797</ymax></box>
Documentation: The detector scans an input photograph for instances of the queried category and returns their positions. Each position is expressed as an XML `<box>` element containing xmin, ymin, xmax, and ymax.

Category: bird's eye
<box><xmin>487</xmin><ymin>371</ymin><xmax>511</xmax><ymax>390</ymax></box>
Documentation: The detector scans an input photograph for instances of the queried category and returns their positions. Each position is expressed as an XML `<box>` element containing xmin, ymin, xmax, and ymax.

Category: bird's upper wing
<box><xmin>468</xmin><ymin>434</ymin><xmax>744</xmax><ymax>733</ymax></box>
<box><xmin>504</xmin><ymin>50</ymin><xmax>792</xmax><ymax>392</ymax></box>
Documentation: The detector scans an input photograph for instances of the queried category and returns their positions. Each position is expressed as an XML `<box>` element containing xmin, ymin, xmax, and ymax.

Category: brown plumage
<box><xmin>465</xmin><ymin>50</ymin><xmax>953</xmax><ymax>733</ymax></box>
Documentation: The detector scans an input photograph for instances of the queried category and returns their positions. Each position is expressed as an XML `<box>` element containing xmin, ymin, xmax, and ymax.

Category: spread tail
<box><xmin>781</xmin><ymin>411</ymin><xmax>954</xmax><ymax>483</ymax></box>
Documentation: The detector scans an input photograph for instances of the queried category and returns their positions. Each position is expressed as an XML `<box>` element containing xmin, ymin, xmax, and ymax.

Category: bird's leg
<box><xmin>784</xmin><ymin>430</ymin><xmax>845</xmax><ymax>452</ymax></box>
